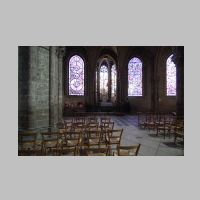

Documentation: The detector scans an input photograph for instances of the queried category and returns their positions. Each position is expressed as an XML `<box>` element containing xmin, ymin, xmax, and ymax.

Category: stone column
<box><xmin>49</xmin><ymin>46</ymin><xmax>59</xmax><ymax>129</ymax></box>
<box><xmin>117</xmin><ymin>60</ymin><xmax>123</xmax><ymax>112</ymax></box>
<box><xmin>28</xmin><ymin>46</ymin><xmax>38</xmax><ymax>129</ymax></box>
<box><xmin>58</xmin><ymin>47</ymin><xmax>65</xmax><ymax>121</ymax></box>
<box><xmin>18</xmin><ymin>46</ymin><xmax>30</xmax><ymax>129</ymax></box>
<box><xmin>108</xmin><ymin>65</ymin><xmax>111</xmax><ymax>101</ymax></box>
<box><xmin>97</xmin><ymin>68</ymin><xmax>100</xmax><ymax>102</ymax></box>
<box><xmin>173</xmin><ymin>47</ymin><xmax>184</xmax><ymax>119</ymax></box>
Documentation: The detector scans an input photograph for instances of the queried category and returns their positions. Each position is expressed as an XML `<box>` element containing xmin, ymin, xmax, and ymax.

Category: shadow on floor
<box><xmin>162</xmin><ymin>141</ymin><xmax>184</xmax><ymax>149</ymax></box>
<box><xmin>148</xmin><ymin>133</ymin><xmax>158</xmax><ymax>138</ymax></box>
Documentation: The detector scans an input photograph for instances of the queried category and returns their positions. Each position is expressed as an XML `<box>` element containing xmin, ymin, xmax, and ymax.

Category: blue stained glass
<box><xmin>128</xmin><ymin>57</ymin><xmax>143</xmax><ymax>96</ymax></box>
<box><xmin>69</xmin><ymin>55</ymin><xmax>84</xmax><ymax>95</ymax></box>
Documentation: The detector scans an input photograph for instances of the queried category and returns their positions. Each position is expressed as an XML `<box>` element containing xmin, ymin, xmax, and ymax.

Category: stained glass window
<box><xmin>128</xmin><ymin>57</ymin><xmax>143</xmax><ymax>96</ymax></box>
<box><xmin>100</xmin><ymin>65</ymin><xmax>108</xmax><ymax>101</ymax></box>
<box><xmin>111</xmin><ymin>65</ymin><xmax>117</xmax><ymax>101</ymax></box>
<box><xmin>69</xmin><ymin>55</ymin><xmax>84</xmax><ymax>95</ymax></box>
<box><xmin>166</xmin><ymin>54</ymin><xmax>176</xmax><ymax>96</ymax></box>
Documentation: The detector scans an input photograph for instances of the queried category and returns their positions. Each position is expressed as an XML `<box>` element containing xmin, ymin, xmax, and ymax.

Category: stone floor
<box><xmin>20</xmin><ymin>115</ymin><xmax>184</xmax><ymax>156</ymax></box>
<box><xmin>108</xmin><ymin>115</ymin><xmax>184</xmax><ymax>156</ymax></box>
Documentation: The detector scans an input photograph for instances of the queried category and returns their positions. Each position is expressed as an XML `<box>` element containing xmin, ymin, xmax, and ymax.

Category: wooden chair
<box><xmin>114</xmin><ymin>144</ymin><xmax>141</xmax><ymax>156</ymax></box>
<box><xmin>174</xmin><ymin>130</ymin><xmax>184</xmax><ymax>144</ymax></box>
<box><xmin>145</xmin><ymin>113</ymin><xmax>156</xmax><ymax>131</ymax></box>
<box><xmin>63</xmin><ymin>131</ymin><xmax>82</xmax><ymax>146</ymax></box>
<box><xmin>56</xmin><ymin>121</ymin><xmax>66</xmax><ymax>140</ymax></box>
<box><xmin>56</xmin><ymin>121</ymin><xmax>65</xmax><ymax>129</ymax></box>
<box><xmin>71</xmin><ymin>122</ymin><xmax>86</xmax><ymax>132</ymax></box>
<box><xmin>73</xmin><ymin>117</ymin><xmax>86</xmax><ymax>124</ymax></box>
<box><xmin>87</xmin><ymin>116</ymin><xmax>98</xmax><ymax>124</ymax></box>
<box><xmin>86</xmin><ymin>147</ymin><xmax>110</xmax><ymax>156</ymax></box>
<box><xmin>106</xmin><ymin>129</ymin><xmax>123</xmax><ymax>149</ymax></box>
<box><xmin>156</xmin><ymin>120</ymin><xmax>171</xmax><ymax>139</ymax></box>
<box><xmin>174</xmin><ymin>121</ymin><xmax>184</xmax><ymax>144</ymax></box>
<box><xmin>100</xmin><ymin>122</ymin><xmax>114</xmax><ymax>143</ymax></box>
<box><xmin>85</xmin><ymin>130</ymin><xmax>101</xmax><ymax>148</ymax></box>
<box><xmin>100</xmin><ymin>117</ymin><xmax>111</xmax><ymax>125</ymax></box>
<box><xmin>41</xmin><ymin>132</ymin><xmax>60</xmax><ymax>155</ymax></box>
<box><xmin>86</xmin><ymin>122</ymin><xmax>99</xmax><ymax>131</ymax></box>
<box><xmin>58</xmin><ymin>130</ymin><xmax>82</xmax><ymax>156</ymax></box>
<box><xmin>100</xmin><ymin>122</ymin><xmax>114</xmax><ymax>131</ymax></box>
<box><xmin>18</xmin><ymin>132</ymin><xmax>38</xmax><ymax>156</ymax></box>
<box><xmin>137</xmin><ymin>112</ymin><xmax>146</xmax><ymax>129</ymax></box>
<box><xmin>59</xmin><ymin>146</ymin><xmax>79</xmax><ymax>156</ymax></box>
<box><xmin>64</xmin><ymin>118</ymin><xmax>73</xmax><ymax>130</ymax></box>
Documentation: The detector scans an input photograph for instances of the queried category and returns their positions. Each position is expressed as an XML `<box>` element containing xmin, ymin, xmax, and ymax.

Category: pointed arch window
<box><xmin>166</xmin><ymin>54</ymin><xmax>176</xmax><ymax>96</ymax></box>
<box><xmin>111</xmin><ymin>65</ymin><xmax>117</xmax><ymax>101</ymax></box>
<box><xmin>100</xmin><ymin>65</ymin><xmax>108</xmax><ymax>101</ymax></box>
<box><xmin>68</xmin><ymin>55</ymin><xmax>84</xmax><ymax>96</ymax></box>
<box><xmin>128</xmin><ymin>57</ymin><xmax>143</xmax><ymax>96</ymax></box>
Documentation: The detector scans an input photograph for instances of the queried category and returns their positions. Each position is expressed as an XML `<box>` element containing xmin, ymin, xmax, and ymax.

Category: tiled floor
<box><xmin>109</xmin><ymin>115</ymin><xmax>184</xmax><ymax>156</ymax></box>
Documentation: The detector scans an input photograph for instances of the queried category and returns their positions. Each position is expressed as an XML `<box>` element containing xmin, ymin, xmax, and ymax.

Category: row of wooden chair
<box><xmin>59</xmin><ymin>121</ymin><xmax>115</xmax><ymax>132</ymax></box>
<box><xmin>137</xmin><ymin>112</ymin><xmax>184</xmax><ymax>141</ymax></box>
<box><xmin>18</xmin><ymin>127</ymin><xmax>126</xmax><ymax>156</ymax></box>
<box><xmin>19</xmin><ymin>126</ymin><xmax>141</xmax><ymax>156</ymax></box>
<box><xmin>138</xmin><ymin>112</ymin><xmax>176</xmax><ymax>130</ymax></box>
<box><xmin>65</xmin><ymin>116</ymin><xmax>111</xmax><ymax>122</ymax></box>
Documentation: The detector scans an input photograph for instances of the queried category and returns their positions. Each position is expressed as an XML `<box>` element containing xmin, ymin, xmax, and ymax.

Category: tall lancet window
<box><xmin>69</xmin><ymin>55</ymin><xmax>84</xmax><ymax>96</ymax></box>
<box><xmin>111</xmin><ymin>65</ymin><xmax>117</xmax><ymax>101</ymax></box>
<box><xmin>128</xmin><ymin>57</ymin><xmax>143</xmax><ymax>96</ymax></box>
<box><xmin>100</xmin><ymin>65</ymin><xmax>108</xmax><ymax>101</ymax></box>
<box><xmin>166</xmin><ymin>54</ymin><xmax>176</xmax><ymax>96</ymax></box>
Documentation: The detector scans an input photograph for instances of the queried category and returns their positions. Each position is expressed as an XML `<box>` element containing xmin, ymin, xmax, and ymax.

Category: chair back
<box><xmin>107</xmin><ymin>129</ymin><xmax>123</xmax><ymax>146</ymax></box>
<box><xmin>18</xmin><ymin>132</ymin><xmax>37</xmax><ymax>150</ymax></box>
<box><xmin>63</xmin><ymin>131</ymin><xmax>82</xmax><ymax>147</ymax></box>
<box><xmin>86</xmin><ymin>147</ymin><xmax>110</xmax><ymax>156</ymax></box>
<box><xmin>116</xmin><ymin>144</ymin><xmax>141</xmax><ymax>156</ymax></box>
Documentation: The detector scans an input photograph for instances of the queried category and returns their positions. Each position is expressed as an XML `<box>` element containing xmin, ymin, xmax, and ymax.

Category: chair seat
<box><xmin>87</xmin><ymin>153</ymin><xmax>106</xmax><ymax>156</ymax></box>
<box><xmin>60</xmin><ymin>147</ymin><xmax>76</xmax><ymax>156</ymax></box>
<box><xmin>89</xmin><ymin>138</ymin><xmax>99</xmax><ymax>145</ymax></box>
<box><xmin>175</xmin><ymin>132</ymin><xmax>184</xmax><ymax>137</ymax></box>
<box><xmin>109</xmin><ymin>137</ymin><xmax>120</xmax><ymax>143</ymax></box>
<box><xmin>21</xmin><ymin>142</ymin><xmax>35</xmax><ymax>150</ymax></box>
<box><xmin>44</xmin><ymin>141</ymin><xmax>57</xmax><ymax>148</ymax></box>
<box><xmin>67</xmin><ymin>140</ymin><xmax>79</xmax><ymax>146</ymax></box>
<box><xmin>59</xmin><ymin>129</ymin><xmax>66</xmax><ymax>133</ymax></box>
<box><xmin>118</xmin><ymin>149</ymin><xmax>137</xmax><ymax>156</ymax></box>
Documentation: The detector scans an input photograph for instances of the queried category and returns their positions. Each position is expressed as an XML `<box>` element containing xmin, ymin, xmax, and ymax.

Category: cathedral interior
<box><xmin>18</xmin><ymin>46</ymin><xmax>184</xmax><ymax>156</ymax></box>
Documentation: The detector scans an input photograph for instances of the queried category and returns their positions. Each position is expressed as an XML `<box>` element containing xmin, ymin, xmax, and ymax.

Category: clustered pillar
<box><xmin>49</xmin><ymin>46</ymin><xmax>59</xmax><ymax>129</ymax></box>
<box><xmin>175</xmin><ymin>47</ymin><xmax>184</xmax><ymax>119</ymax></box>
<box><xmin>58</xmin><ymin>47</ymin><xmax>65</xmax><ymax>121</ymax></box>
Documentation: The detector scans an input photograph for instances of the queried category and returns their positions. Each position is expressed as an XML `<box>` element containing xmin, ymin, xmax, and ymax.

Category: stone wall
<box><xmin>62</xmin><ymin>46</ymin><xmax>178</xmax><ymax>114</ymax></box>
<box><xmin>19</xmin><ymin>46</ymin><xmax>181</xmax><ymax>128</ymax></box>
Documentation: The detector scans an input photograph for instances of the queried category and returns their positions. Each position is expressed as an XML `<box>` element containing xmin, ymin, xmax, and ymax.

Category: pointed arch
<box><xmin>128</xmin><ymin>57</ymin><xmax>143</xmax><ymax>96</ymax></box>
<box><xmin>68</xmin><ymin>55</ymin><xmax>84</xmax><ymax>96</ymax></box>
<box><xmin>166</xmin><ymin>54</ymin><xmax>176</xmax><ymax>96</ymax></box>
